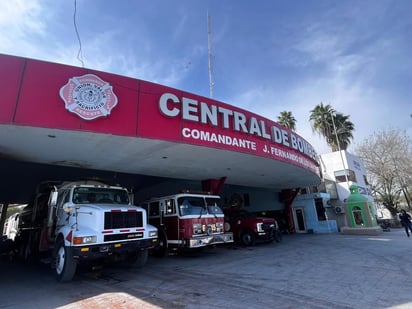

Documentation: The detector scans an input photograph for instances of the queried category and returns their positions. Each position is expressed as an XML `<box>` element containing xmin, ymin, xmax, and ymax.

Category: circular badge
<box><xmin>60</xmin><ymin>74</ymin><xmax>118</xmax><ymax>120</ymax></box>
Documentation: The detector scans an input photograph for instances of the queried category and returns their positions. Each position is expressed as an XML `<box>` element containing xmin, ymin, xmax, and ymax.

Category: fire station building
<box><xmin>0</xmin><ymin>53</ymin><xmax>321</xmax><ymax>232</ymax></box>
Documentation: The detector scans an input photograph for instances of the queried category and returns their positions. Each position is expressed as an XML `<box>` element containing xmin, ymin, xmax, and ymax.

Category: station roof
<box><xmin>0</xmin><ymin>54</ymin><xmax>320</xmax><ymax>202</ymax></box>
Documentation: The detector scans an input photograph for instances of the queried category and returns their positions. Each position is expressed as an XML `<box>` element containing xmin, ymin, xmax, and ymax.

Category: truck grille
<box><xmin>262</xmin><ymin>223</ymin><xmax>275</xmax><ymax>231</ymax></box>
<box><xmin>104</xmin><ymin>232</ymin><xmax>144</xmax><ymax>242</ymax></box>
<box><xmin>104</xmin><ymin>211</ymin><xmax>143</xmax><ymax>229</ymax></box>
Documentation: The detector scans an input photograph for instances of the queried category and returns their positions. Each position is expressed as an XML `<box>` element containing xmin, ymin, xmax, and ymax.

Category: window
<box><xmin>324</xmin><ymin>179</ymin><xmax>338</xmax><ymax>199</ymax></box>
<box><xmin>205</xmin><ymin>197</ymin><xmax>224</xmax><ymax>214</ymax></box>
<box><xmin>165</xmin><ymin>199</ymin><xmax>175</xmax><ymax>215</ymax></box>
<box><xmin>334</xmin><ymin>169</ymin><xmax>357</xmax><ymax>183</ymax></box>
<box><xmin>178</xmin><ymin>197</ymin><xmax>205</xmax><ymax>216</ymax></box>
<box><xmin>149</xmin><ymin>202</ymin><xmax>160</xmax><ymax>217</ymax></box>
<box><xmin>352</xmin><ymin>206</ymin><xmax>364</xmax><ymax>226</ymax></box>
<box><xmin>72</xmin><ymin>188</ymin><xmax>129</xmax><ymax>204</ymax></box>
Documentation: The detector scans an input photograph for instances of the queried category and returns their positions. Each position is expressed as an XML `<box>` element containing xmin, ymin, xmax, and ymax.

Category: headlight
<box><xmin>193</xmin><ymin>223</ymin><xmax>202</xmax><ymax>234</ymax></box>
<box><xmin>149</xmin><ymin>230</ymin><xmax>158</xmax><ymax>237</ymax></box>
<box><xmin>257</xmin><ymin>223</ymin><xmax>263</xmax><ymax>232</ymax></box>
<box><xmin>73</xmin><ymin>235</ymin><xmax>97</xmax><ymax>245</ymax></box>
<box><xmin>63</xmin><ymin>202</ymin><xmax>74</xmax><ymax>213</ymax></box>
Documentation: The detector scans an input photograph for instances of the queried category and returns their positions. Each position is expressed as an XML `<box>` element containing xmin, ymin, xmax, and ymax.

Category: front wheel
<box><xmin>151</xmin><ymin>231</ymin><xmax>168</xmax><ymax>258</ymax></box>
<box><xmin>240</xmin><ymin>230</ymin><xmax>255</xmax><ymax>246</ymax></box>
<box><xmin>55</xmin><ymin>238</ymin><xmax>77</xmax><ymax>282</ymax></box>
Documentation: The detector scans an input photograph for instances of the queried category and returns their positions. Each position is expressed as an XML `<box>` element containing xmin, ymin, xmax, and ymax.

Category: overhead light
<box><xmin>48</xmin><ymin>134</ymin><xmax>56</xmax><ymax>138</ymax></box>
<box><xmin>162</xmin><ymin>156</ymin><xmax>168</xmax><ymax>159</ymax></box>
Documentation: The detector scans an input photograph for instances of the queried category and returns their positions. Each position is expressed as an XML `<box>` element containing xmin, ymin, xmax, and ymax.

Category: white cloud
<box><xmin>1</xmin><ymin>0</ymin><xmax>409</xmax><ymax>158</ymax></box>
<box><xmin>0</xmin><ymin>0</ymin><xmax>50</xmax><ymax>55</ymax></box>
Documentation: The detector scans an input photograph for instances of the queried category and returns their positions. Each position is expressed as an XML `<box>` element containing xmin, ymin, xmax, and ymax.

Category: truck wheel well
<box><xmin>240</xmin><ymin>228</ymin><xmax>256</xmax><ymax>246</ymax></box>
<box><xmin>151</xmin><ymin>227</ymin><xmax>168</xmax><ymax>258</ymax></box>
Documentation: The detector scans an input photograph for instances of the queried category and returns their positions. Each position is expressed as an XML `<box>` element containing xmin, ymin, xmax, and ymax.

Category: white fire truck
<box><xmin>12</xmin><ymin>180</ymin><xmax>158</xmax><ymax>282</ymax></box>
<box><xmin>141</xmin><ymin>191</ymin><xmax>233</xmax><ymax>257</ymax></box>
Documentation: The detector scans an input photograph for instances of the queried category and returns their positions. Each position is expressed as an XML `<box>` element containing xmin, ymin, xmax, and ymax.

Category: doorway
<box><xmin>293</xmin><ymin>207</ymin><xmax>306</xmax><ymax>233</ymax></box>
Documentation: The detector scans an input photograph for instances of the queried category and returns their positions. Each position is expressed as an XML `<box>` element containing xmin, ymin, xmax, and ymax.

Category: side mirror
<box><xmin>128</xmin><ymin>192</ymin><xmax>134</xmax><ymax>205</ymax></box>
<box><xmin>49</xmin><ymin>190</ymin><xmax>58</xmax><ymax>207</ymax></box>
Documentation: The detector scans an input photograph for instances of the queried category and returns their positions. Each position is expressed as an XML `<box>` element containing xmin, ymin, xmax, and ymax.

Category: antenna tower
<box><xmin>207</xmin><ymin>10</ymin><xmax>214</xmax><ymax>98</ymax></box>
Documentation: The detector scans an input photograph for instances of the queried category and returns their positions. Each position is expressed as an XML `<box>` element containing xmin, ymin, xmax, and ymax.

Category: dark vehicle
<box><xmin>223</xmin><ymin>207</ymin><xmax>281</xmax><ymax>246</ymax></box>
<box><xmin>378</xmin><ymin>219</ymin><xmax>391</xmax><ymax>232</ymax></box>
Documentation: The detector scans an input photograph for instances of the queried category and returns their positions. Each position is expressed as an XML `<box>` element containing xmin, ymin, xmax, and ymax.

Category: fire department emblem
<box><xmin>59</xmin><ymin>74</ymin><xmax>118</xmax><ymax>120</ymax></box>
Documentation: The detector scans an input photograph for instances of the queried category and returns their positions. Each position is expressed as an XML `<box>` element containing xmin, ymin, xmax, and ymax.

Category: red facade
<box><xmin>0</xmin><ymin>53</ymin><xmax>318</xmax><ymax>174</ymax></box>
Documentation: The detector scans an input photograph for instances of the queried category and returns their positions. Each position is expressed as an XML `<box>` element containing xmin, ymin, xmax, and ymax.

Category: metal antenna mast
<box><xmin>207</xmin><ymin>10</ymin><xmax>214</xmax><ymax>98</ymax></box>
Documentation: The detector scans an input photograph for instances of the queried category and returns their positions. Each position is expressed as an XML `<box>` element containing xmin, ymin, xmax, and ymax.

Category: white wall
<box><xmin>319</xmin><ymin>151</ymin><xmax>371</xmax><ymax>201</ymax></box>
<box><xmin>319</xmin><ymin>150</ymin><xmax>377</xmax><ymax>219</ymax></box>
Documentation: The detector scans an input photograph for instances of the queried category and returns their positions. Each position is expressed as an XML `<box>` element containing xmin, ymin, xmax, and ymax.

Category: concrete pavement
<box><xmin>1</xmin><ymin>228</ymin><xmax>412</xmax><ymax>308</ymax></box>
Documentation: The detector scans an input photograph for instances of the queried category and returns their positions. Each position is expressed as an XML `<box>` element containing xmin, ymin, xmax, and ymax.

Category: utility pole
<box><xmin>207</xmin><ymin>10</ymin><xmax>214</xmax><ymax>98</ymax></box>
<box><xmin>330</xmin><ymin>110</ymin><xmax>350</xmax><ymax>189</ymax></box>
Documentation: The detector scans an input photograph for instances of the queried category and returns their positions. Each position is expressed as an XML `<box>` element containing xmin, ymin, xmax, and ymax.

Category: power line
<box><xmin>73</xmin><ymin>0</ymin><xmax>84</xmax><ymax>68</ymax></box>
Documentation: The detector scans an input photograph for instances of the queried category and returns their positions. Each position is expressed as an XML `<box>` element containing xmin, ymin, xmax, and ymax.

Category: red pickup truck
<box><xmin>223</xmin><ymin>207</ymin><xmax>282</xmax><ymax>246</ymax></box>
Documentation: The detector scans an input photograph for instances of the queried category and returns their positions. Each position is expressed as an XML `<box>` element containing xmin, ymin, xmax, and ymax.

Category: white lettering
<box><xmin>281</xmin><ymin>130</ymin><xmax>289</xmax><ymax>147</ymax></box>
<box><xmin>233</xmin><ymin>111</ymin><xmax>248</xmax><ymax>133</ymax></box>
<box><xmin>291</xmin><ymin>134</ymin><xmax>298</xmax><ymax>149</ymax></box>
<box><xmin>159</xmin><ymin>93</ymin><xmax>317</xmax><ymax>161</ymax></box>
<box><xmin>182</xmin><ymin>128</ymin><xmax>256</xmax><ymax>151</ymax></box>
<box><xmin>271</xmin><ymin>126</ymin><xmax>282</xmax><ymax>143</ymax></box>
<box><xmin>182</xmin><ymin>127</ymin><xmax>191</xmax><ymax>138</ymax></box>
<box><xmin>249</xmin><ymin>117</ymin><xmax>261</xmax><ymax>136</ymax></box>
<box><xmin>260</xmin><ymin>120</ymin><xmax>271</xmax><ymax>139</ymax></box>
<box><xmin>182</xmin><ymin>97</ymin><xmax>199</xmax><ymax>122</ymax></box>
<box><xmin>200</xmin><ymin>102</ymin><xmax>218</xmax><ymax>126</ymax></box>
<box><xmin>218</xmin><ymin>107</ymin><xmax>233</xmax><ymax>129</ymax></box>
<box><xmin>159</xmin><ymin>93</ymin><xmax>180</xmax><ymax>117</ymax></box>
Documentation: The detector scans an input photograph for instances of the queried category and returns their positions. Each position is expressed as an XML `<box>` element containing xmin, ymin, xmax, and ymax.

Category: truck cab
<box><xmin>142</xmin><ymin>192</ymin><xmax>233</xmax><ymax>257</ymax></box>
<box><xmin>12</xmin><ymin>180</ymin><xmax>158</xmax><ymax>282</ymax></box>
<box><xmin>223</xmin><ymin>207</ymin><xmax>281</xmax><ymax>246</ymax></box>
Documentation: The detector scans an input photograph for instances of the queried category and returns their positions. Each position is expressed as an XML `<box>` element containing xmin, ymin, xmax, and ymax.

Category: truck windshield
<box><xmin>73</xmin><ymin>188</ymin><xmax>130</xmax><ymax>204</ymax></box>
<box><xmin>205</xmin><ymin>197</ymin><xmax>224</xmax><ymax>215</ymax></box>
<box><xmin>178</xmin><ymin>196</ymin><xmax>223</xmax><ymax>216</ymax></box>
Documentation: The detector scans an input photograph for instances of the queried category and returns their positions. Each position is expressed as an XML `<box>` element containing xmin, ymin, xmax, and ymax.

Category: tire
<box><xmin>19</xmin><ymin>241</ymin><xmax>31</xmax><ymax>262</ymax></box>
<box><xmin>125</xmin><ymin>250</ymin><xmax>149</xmax><ymax>268</ymax></box>
<box><xmin>274</xmin><ymin>229</ymin><xmax>282</xmax><ymax>243</ymax></box>
<box><xmin>55</xmin><ymin>238</ymin><xmax>77</xmax><ymax>282</ymax></box>
<box><xmin>152</xmin><ymin>231</ymin><xmax>168</xmax><ymax>258</ymax></box>
<box><xmin>240</xmin><ymin>230</ymin><xmax>255</xmax><ymax>246</ymax></box>
<box><xmin>135</xmin><ymin>250</ymin><xmax>149</xmax><ymax>267</ymax></box>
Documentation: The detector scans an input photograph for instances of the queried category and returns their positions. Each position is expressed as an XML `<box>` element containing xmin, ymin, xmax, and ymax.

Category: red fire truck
<box><xmin>141</xmin><ymin>192</ymin><xmax>233</xmax><ymax>256</ymax></box>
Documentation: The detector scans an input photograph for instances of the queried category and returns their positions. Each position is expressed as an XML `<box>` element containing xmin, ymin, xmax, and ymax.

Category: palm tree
<box><xmin>277</xmin><ymin>111</ymin><xmax>297</xmax><ymax>131</ymax></box>
<box><xmin>309</xmin><ymin>102</ymin><xmax>355</xmax><ymax>151</ymax></box>
<box><xmin>331</xmin><ymin>113</ymin><xmax>354</xmax><ymax>151</ymax></box>
<box><xmin>309</xmin><ymin>102</ymin><xmax>335</xmax><ymax>147</ymax></box>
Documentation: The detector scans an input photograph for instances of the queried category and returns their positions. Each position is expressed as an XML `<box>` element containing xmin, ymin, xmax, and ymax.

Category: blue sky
<box><xmin>1</xmin><ymin>0</ymin><xmax>411</xmax><ymax>155</ymax></box>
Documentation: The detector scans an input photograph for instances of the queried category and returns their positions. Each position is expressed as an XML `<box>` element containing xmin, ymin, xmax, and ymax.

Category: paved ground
<box><xmin>1</xmin><ymin>228</ymin><xmax>412</xmax><ymax>309</ymax></box>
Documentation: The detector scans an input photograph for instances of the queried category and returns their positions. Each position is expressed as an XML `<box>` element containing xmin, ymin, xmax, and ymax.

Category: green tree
<box><xmin>309</xmin><ymin>102</ymin><xmax>354</xmax><ymax>151</ymax></box>
<box><xmin>331</xmin><ymin>113</ymin><xmax>355</xmax><ymax>151</ymax></box>
<box><xmin>277</xmin><ymin>111</ymin><xmax>296</xmax><ymax>131</ymax></box>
